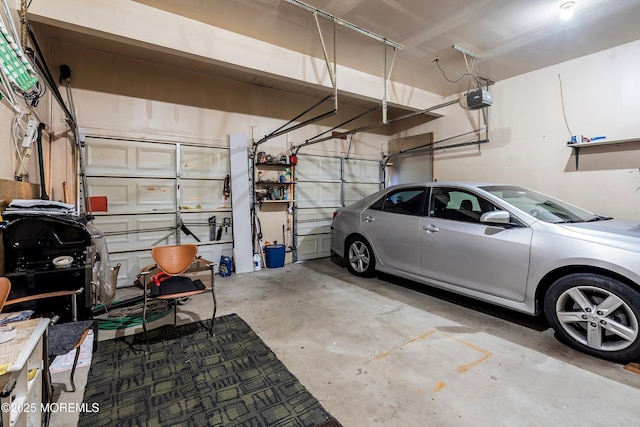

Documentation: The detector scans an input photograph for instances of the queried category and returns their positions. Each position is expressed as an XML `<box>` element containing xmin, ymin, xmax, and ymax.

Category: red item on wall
<box><xmin>85</xmin><ymin>196</ymin><xmax>107</xmax><ymax>212</ymax></box>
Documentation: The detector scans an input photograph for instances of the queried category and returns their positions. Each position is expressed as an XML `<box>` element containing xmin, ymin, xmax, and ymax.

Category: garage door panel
<box><xmin>92</xmin><ymin>213</ymin><xmax>176</xmax><ymax>251</ymax></box>
<box><xmin>344</xmin><ymin>159</ymin><xmax>380</xmax><ymax>182</ymax></box>
<box><xmin>92</xmin><ymin>216</ymin><xmax>136</xmax><ymax>248</ymax></box>
<box><xmin>297</xmin><ymin>207</ymin><xmax>335</xmax><ymax>235</ymax></box>
<box><xmin>180</xmin><ymin>146</ymin><xmax>230</xmax><ymax>179</ymax></box>
<box><xmin>136</xmin><ymin>182</ymin><xmax>176</xmax><ymax>211</ymax></box>
<box><xmin>297</xmin><ymin>234</ymin><xmax>332</xmax><ymax>260</ymax></box>
<box><xmin>86</xmin><ymin>136</ymin><xmax>232</xmax><ymax>288</ymax></box>
<box><xmin>194</xmin><ymin>243</ymin><xmax>233</xmax><ymax>266</ymax></box>
<box><xmin>180</xmin><ymin>179</ymin><xmax>227</xmax><ymax>210</ymax></box>
<box><xmin>87</xmin><ymin>177</ymin><xmax>176</xmax><ymax>214</ymax></box>
<box><xmin>137</xmin><ymin>147</ymin><xmax>175</xmax><ymax>173</ymax></box>
<box><xmin>86</xmin><ymin>143</ymin><xmax>128</xmax><ymax>172</ymax></box>
<box><xmin>296</xmin><ymin>155</ymin><xmax>381</xmax><ymax>260</ymax></box>
<box><xmin>344</xmin><ymin>183</ymin><xmax>380</xmax><ymax>205</ymax></box>
<box><xmin>297</xmin><ymin>181</ymin><xmax>341</xmax><ymax>208</ymax></box>
<box><xmin>86</xmin><ymin>137</ymin><xmax>175</xmax><ymax>177</ymax></box>
<box><xmin>109</xmin><ymin>250</ymin><xmax>156</xmax><ymax>288</ymax></box>
<box><xmin>297</xmin><ymin>156</ymin><xmax>341</xmax><ymax>181</ymax></box>
<box><xmin>87</xmin><ymin>180</ymin><xmax>129</xmax><ymax>211</ymax></box>
<box><xmin>134</xmin><ymin>215</ymin><xmax>178</xmax><ymax>246</ymax></box>
<box><xmin>182</xmin><ymin>211</ymin><xmax>233</xmax><ymax>243</ymax></box>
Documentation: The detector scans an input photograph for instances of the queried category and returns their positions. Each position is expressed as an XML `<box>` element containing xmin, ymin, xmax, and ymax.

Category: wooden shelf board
<box><xmin>255</xmin><ymin>181</ymin><xmax>293</xmax><ymax>185</ymax></box>
<box><xmin>567</xmin><ymin>137</ymin><xmax>640</xmax><ymax>148</ymax></box>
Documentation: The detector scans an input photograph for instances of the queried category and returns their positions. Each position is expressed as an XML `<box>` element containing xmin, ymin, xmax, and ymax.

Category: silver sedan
<box><xmin>330</xmin><ymin>182</ymin><xmax>640</xmax><ymax>363</ymax></box>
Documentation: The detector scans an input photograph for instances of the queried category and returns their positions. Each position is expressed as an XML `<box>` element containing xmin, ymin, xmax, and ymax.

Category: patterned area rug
<box><xmin>79</xmin><ymin>314</ymin><xmax>341</xmax><ymax>427</ymax></box>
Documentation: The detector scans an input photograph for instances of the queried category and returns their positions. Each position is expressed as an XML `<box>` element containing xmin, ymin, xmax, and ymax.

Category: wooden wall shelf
<box><xmin>567</xmin><ymin>137</ymin><xmax>640</xmax><ymax>169</ymax></box>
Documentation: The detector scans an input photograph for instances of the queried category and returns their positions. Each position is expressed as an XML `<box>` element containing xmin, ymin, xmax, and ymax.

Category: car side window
<box><xmin>429</xmin><ymin>187</ymin><xmax>498</xmax><ymax>223</ymax></box>
<box><xmin>369</xmin><ymin>188</ymin><xmax>426</xmax><ymax>216</ymax></box>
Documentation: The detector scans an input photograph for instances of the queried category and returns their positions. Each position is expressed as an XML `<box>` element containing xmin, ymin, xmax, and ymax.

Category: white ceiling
<box><xmin>129</xmin><ymin>0</ymin><xmax>640</xmax><ymax>96</ymax></box>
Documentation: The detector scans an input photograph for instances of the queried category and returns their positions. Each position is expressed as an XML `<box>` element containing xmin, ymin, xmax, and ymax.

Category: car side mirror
<box><xmin>480</xmin><ymin>210</ymin><xmax>511</xmax><ymax>224</ymax></box>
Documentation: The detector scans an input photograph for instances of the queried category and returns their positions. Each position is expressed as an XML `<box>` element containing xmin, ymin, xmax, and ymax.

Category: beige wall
<box><xmin>394</xmin><ymin>39</ymin><xmax>640</xmax><ymax>220</ymax></box>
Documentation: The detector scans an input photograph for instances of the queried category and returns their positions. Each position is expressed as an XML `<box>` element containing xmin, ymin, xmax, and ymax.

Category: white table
<box><xmin>0</xmin><ymin>317</ymin><xmax>49</xmax><ymax>427</ymax></box>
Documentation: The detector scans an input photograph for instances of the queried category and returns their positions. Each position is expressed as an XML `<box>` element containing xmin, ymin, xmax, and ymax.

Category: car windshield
<box><xmin>480</xmin><ymin>185</ymin><xmax>607</xmax><ymax>223</ymax></box>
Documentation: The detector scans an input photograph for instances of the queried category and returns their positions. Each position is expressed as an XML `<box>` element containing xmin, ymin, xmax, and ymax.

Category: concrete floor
<box><xmin>50</xmin><ymin>258</ymin><xmax>640</xmax><ymax>426</ymax></box>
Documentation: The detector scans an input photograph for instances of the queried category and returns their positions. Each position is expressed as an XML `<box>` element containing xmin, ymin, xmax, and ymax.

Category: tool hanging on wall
<box><xmin>253</xmin><ymin>214</ymin><xmax>265</xmax><ymax>267</ymax></box>
<box><xmin>62</xmin><ymin>181</ymin><xmax>68</xmax><ymax>204</ymax></box>
<box><xmin>208</xmin><ymin>216</ymin><xmax>217</xmax><ymax>241</ymax></box>
<box><xmin>180</xmin><ymin>221</ymin><xmax>200</xmax><ymax>242</ymax></box>
<box><xmin>35</xmin><ymin>121</ymin><xmax>48</xmax><ymax>200</ymax></box>
<box><xmin>222</xmin><ymin>174</ymin><xmax>231</xmax><ymax>207</ymax></box>
<box><xmin>151</xmin><ymin>219</ymin><xmax>201</xmax><ymax>246</ymax></box>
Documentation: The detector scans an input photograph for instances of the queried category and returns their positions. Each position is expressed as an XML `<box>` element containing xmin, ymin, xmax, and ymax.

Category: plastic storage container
<box><xmin>219</xmin><ymin>255</ymin><xmax>233</xmax><ymax>276</ymax></box>
<box><xmin>264</xmin><ymin>244</ymin><xmax>285</xmax><ymax>268</ymax></box>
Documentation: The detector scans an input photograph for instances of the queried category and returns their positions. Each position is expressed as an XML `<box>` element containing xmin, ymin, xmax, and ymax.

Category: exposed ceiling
<box><xmin>27</xmin><ymin>0</ymin><xmax>640</xmax><ymax>134</ymax></box>
<box><xmin>130</xmin><ymin>0</ymin><xmax>640</xmax><ymax>96</ymax></box>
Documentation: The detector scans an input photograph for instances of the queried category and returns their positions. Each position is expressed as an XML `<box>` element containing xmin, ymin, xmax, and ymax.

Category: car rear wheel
<box><xmin>544</xmin><ymin>273</ymin><xmax>640</xmax><ymax>363</ymax></box>
<box><xmin>346</xmin><ymin>237</ymin><xmax>375</xmax><ymax>277</ymax></box>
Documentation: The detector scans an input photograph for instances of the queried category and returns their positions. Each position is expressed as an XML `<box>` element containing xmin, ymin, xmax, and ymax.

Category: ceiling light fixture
<box><xmin>559</xmin><ymin>1</ymin><xmax>576</xmax><ymax>20</ymax></box>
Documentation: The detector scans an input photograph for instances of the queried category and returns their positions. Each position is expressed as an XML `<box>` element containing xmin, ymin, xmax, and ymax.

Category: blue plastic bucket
<box><xmin>264</xmin><ymin>245</ymin><xmax>285</xmax><ymax>268</ymax></box>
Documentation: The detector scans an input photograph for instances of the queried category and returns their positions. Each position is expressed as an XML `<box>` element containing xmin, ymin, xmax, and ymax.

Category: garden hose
<box><xmin>95</xmin><ymin>299</ymin><xmax>171</xmax><ymax>330</ymax></box>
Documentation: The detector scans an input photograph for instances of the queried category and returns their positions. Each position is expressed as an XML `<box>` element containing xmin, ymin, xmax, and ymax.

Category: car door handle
<box><xmin>364</xmin><ymin>215</ymin><xmax>375</xmax><ymax>223</ymax></box>
<box><xmin>423</xmin><ymin>224</ymin><xmax>439</xmax><ymax>233</ymax></box>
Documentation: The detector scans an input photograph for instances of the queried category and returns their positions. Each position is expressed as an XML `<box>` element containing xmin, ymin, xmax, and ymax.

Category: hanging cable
<box><xmin>434</xmin><ymin>58</ymin><xmax>481</xmax><ymax>88</ymax></box>
<box><xmin>557</xmin><ymin>74</ymin><xmax>572</xmax><ymax>136</ymax></box>
<box><xmin>11</xmin><ymin>111</ymin><xmax>30</xmax><ymax>177</ymax></box>
<box><xmin>15</xmin><ymin>79</ymin><xmax>46</xmax><ymax>107</ymax></box>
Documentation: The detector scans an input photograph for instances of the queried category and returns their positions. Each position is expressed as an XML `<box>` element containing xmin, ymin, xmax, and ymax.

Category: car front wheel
<box><xmin>544</xmin><ymin>273</ymin><xmax>640</xmax><ymax>363</ymax></box>
<box><xmin>346</xmin><ymin>237</ymin><xmax>375</xmax><ymax>277</ymax></box>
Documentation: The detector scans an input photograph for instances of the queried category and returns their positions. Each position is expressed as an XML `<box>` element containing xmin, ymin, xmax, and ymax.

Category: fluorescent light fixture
<box><xmin>560</xmin><ymin>1</ymin><xmax>576</xmax><ymax>20</ymax></box>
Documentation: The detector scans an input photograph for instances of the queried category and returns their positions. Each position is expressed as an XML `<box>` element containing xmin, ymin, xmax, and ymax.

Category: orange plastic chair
<box><xmin>140</xmin><ymin>244</ymin><xmax>216</xmax><ymax>353</ymax></box>
<box><xmin>0</xmin><ymin>277</ymin><xmax>10</xmax><ymax>312</ymax></box>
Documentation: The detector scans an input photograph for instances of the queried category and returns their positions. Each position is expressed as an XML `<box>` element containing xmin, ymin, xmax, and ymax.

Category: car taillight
<box><xmin>332</xmin><ymin>211</ymin><xmax>337</xmax><ymax>220</ymax></box>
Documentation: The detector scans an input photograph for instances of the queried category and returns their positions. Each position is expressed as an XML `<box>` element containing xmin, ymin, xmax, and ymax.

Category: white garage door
<box><xmin>295</xmin><ymin>154</ymin><xmax>381</xmax><ymax>260</ymax></box>
<box><xmin>84</xmin><ymin>137</ymin><xmax>232</xmax><ymax>287</ymax></box>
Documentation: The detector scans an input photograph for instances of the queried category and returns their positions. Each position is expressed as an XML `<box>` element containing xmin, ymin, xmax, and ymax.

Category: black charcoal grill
<box><xmin>1</xmin><ymin>204</ymin><xmax>95</xmax><ymax>321</ymax></box>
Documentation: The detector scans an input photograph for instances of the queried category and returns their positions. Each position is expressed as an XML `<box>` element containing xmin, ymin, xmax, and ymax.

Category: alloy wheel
<box><xmin>555</xmin><ymin>285</ymin><xmax>639</xmax><ymax>352</ymax></box>
<box><xmin>348</xmin><ymin>241</ymin><xmax>371</xmax><ymax>274</ymax></box>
